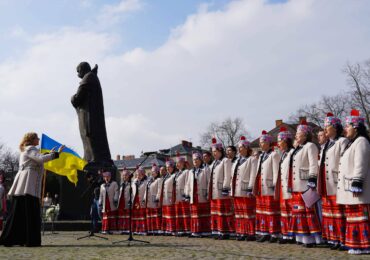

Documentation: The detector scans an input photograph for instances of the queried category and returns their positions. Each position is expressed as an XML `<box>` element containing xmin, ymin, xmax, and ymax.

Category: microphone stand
<box><xmin>77</xmin><ymin>193</ymin><xmax>108</xmax><ymax>241</ymax></box>
<box><xmin>112</xmin><ymin>177</ymin><xmax>150</xmax><ymax>246</ymax></box>
<box><xmin>112</xmin><ymin>155</ymin><xmax>150</xmax><ymax>246</ymax></box>
<box><xmin>77</xmin><ymin>159</ymin><xmax>118</xmax><ymax>240</ymax></box>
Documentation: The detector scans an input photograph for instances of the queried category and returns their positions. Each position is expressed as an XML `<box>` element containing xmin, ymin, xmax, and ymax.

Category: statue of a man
<box><xmin>71</xmin><ymin>62</ymin><xmax>112</xmax><ymax>163</ymax></box>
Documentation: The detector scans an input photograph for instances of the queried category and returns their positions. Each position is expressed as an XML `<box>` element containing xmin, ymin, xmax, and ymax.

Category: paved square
<box><xmin>1</xmin><ymin>232</ymin><xmax>370</xmax><ymax>259</ymax></box>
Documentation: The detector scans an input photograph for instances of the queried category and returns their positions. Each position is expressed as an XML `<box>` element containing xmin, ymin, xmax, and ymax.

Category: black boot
<box><xmin>256</xmin><ymin>235</ymin><xmax>270</xmax><ymax>242</ymax></box>
<box><xmin>219</xmin><ymin>234</ymin><xmax>230</xmax><ymax>240</ymax></box>
<box><xmin>320</xmin><ymin>241</ymin><xmax>331</xmax><ymax>248</ymax></box>
<box><xmin>236</xmin><ymin>236</ymin><xmax>245</xmax><ymax>241</ymax></box>
<box><xmin>278</xmin><ymin>238</ymin><xmax>287</xmax><ymax>244</ymax></box>
<box><xmin>330</xmin><ymin>243</ymin><xmax>340</xmax><ymax>250</ymax></box>
<box><xmin>246</xmin><ymin>235</ymin><xmax>256</xmax><ymax>241</ymax></box>
<box><xmin>269</xmin><ymin>236</ymin><xmax>278</xmax><ymax>243</ymax></box>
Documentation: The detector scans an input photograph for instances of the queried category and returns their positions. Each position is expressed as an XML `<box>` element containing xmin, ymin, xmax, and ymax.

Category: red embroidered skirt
<box><xmin>210</xmin><ymin>198</ymin><xmax>235</xmax><ymax>234</ymax></box>
<box><xmin>321</xmin><ymin>195</ymin><xmax>345</xmax><ymax>243</ymax></box>
<box><xmin>117</xmin><ymin>192</ymin><xmax>129</xmax><ymax>233</ymax></box>
<box><xmin>146</xmin><ymin>207</ymin><xmax>162</xmax><ymax>234</ymax></box>
<box><xmin>288</xmin><ymin>192</ymin><xmax>321</xmax><ymax>236</ymax></box>
<box><xmin>132</xmin><ymin>196</ymin><xmax>147</xmax><ymax>234</ymax></box>
<box><xmin>116</xmin><ymin>208</ymin><xmax>130</xmax><ymax>233</ymax></box>
<box><xmin>162</xmin><ymin>204</ymin><xmax>176</xmax><ymax>234</ymax></box>
<box><xmin>280</xmin><ymin>184</ymin><xmax>292</xmax><ymax>238</ymax></box>
<box><xmin>102</xmin><ymin>196</ymin><xmax>117</xmax><ymax>232</ymax></box>
<box><xmin>175</xmin><ymin>201</ymin><xmax>191</xmax><ymax>234</ymax></box>
<box><xmin>190</xmin><ymin>202</ymin><xmax>211</xmax><ymax>235</ymax></box>
<box><xmin>319</xmin><ymin>167</ymin><xmax>345</xmax><ymax>243</ymax></box>
<box><xmin>255</xmin><ymin>176</ymin><xmax>280</xmax><ymax>235</ymax></box>
<box><xmin>234</xmin><ymin>197</ymin><xmax>256</xmax><ymax>236</ymax></box>
<box><xmin>280</xmin><ymin>197</ymin><xmax>292</xmax><ymax>237</ymax></box>
<box><xmin>344</xmin><ymin>204</ymin><xmax>370</xmax><ymax>250</ymax></box>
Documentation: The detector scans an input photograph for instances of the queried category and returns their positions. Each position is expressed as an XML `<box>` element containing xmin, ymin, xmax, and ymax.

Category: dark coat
<box><xmin>71</xmin><ymin>67</ymin><xmax>111</xmax><ymax>162</ymax></box>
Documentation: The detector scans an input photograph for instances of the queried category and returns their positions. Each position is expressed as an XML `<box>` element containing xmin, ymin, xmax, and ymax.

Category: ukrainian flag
<box><xmin>41</xmin><ymin>134</ymin><xmax>87</xmax><ymax>185</ymax></box>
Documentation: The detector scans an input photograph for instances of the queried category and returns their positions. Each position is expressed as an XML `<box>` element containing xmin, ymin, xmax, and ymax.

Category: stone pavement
<box><xmin>0</xmin><ymin>232</ymin><xmax>370</xmax><ymax>260</ymax></box>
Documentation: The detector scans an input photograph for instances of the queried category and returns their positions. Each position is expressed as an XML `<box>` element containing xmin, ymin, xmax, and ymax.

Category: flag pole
<box><xmin>41</xmin><ymin>169</ymin><xmax>47</xmax><ymax>207</ymax></box>
<box><xmin>40</xmin><ymin>135</ymin><xmax>47</xmax><ymax>207</ymax></box>
<box><xmin>40</xmin><ymin>168</ymin><xmax>47</xmax><ymax>235</ymax></box>
<box><xmin>40</xmin><ymin>135</ymin><xmax>47</xmax><ymax>234</ymax></box>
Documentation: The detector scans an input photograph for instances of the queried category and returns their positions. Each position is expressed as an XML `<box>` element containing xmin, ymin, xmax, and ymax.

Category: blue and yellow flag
<box><xmin>41</xmin><ymin>134</ymin><xmax>87</xmax><ymax>185</ymax></box>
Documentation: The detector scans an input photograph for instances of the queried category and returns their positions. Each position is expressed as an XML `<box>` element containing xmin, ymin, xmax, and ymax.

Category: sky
<box><xmin>0</xmin><ymin>0</ymin><xmax>370</xmax><ymax>157</ymax></box>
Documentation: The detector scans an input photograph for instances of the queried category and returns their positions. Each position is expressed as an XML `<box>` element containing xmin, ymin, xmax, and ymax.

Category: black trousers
<box><xmin>0</xmin><ymin>195</ymin><xmax>41</xmax><ymax>247</ymax></box>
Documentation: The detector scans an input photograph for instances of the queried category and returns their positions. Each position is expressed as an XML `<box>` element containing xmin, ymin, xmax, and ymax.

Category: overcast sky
<box><xmin>0</xmin><ymin>0</ymin><xmax>370</xmax><ymax>157</ymax></box>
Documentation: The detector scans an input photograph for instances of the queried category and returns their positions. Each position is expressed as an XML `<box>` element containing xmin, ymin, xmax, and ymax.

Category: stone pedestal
<box><xmin>58</xmin><ymin>161</ymin><xmax>117</xmax><ymax>220</ymax></box>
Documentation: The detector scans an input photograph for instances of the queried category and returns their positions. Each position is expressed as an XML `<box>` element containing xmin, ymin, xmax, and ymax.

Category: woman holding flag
<box><xmin>0</xmin><ymin>132</ymin><xmax>64</xmax><ymax>247</ymax></box>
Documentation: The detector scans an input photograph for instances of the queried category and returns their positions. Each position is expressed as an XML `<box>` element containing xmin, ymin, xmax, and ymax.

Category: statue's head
<box><xmin>76</xmin><ymin>62</ymin><xmax>91</xmax><ymax>79</ymax></box>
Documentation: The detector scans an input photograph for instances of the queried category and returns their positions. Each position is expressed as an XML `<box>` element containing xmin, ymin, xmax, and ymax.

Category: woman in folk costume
<box><xmin>159</xmin><ymin>166</ymin><xmax>167</xmax><ymax>178</ymax></box>
<box><xmin>155</xmin><ymin>165</ymin><xmax>169</xmax><ymax>235</ymax></box>
<box><xmin>209</xmin><ymin>137</ymin><xmax>235</xmax><ymax>239</ymax></box>
<box><xmin>226</xmin><ymin>146</ymin><xmax>238</xmax><ymax>164</ymax></box>
<box><xmin>275</xmin><ymin>127</ymin><xmax>295</xmax><ymax>244</ymax></box>
<box><xmin>252</xmin><ymin>130</ymin><xmax>281</xmax><ymax>243</ymax></box>
<box><xmin>203</xmin><ymin>151</ymin><xmax>214</xmax><ymax>167</ymax></box>
<box><xmin>0</xmin><ymin>173</ymin><xmax>6</xmax><ymax>231</ymax></box>
<box><xmin>117</xmin><ymin>168</ymin><xmax>131</xmax><ymax>234</ymax></box>
<box><xmin>131</xmin><ymin>167</ymin><xmax>148</xmax><ymax>235</ymax></box>
<box><xmin>174</xmin><ymin>153</ymin><xmax>191</xmax><ymax>236</ymax></box>
<box><xmin>318</xmin><ymin>113</ymin><xmax>348</xmax><ymax>249</ymax></box>
<box><xmin>0</xmin><ymin>132</ymin><xmax>64</xmax><ymax>247</ymax></box>
<box><xmin>231</xmin><ymin>136</ymin><xmax>258</xmax><ymax>241</ymax></box>
<box><xmin>184</xmin><ymin>152</ymin><xmax>211</xmax><ymax>237</ymax></box>
<box><xmin>337</xmin><ymin>109</ymin><xmax>370</xmax><ymax>255</ymax></box>
<box><xmin>159</xmin><ymin>159</ymin><xmax>177</xmax><ymax>235</ymax></box>
<box><xmin>288</xmin><ymin>119</ymin><xmax>321</xmax><ymax>247</ymax></box>
<box><xmin>144</xmin><ymin>164</ymin><xmax>162</xmax><ymax>235</ymax></box>
<box><xmin>99</xmin><ymin>171</ymin><xmax>119</xmax><ymax>234</ymax></box>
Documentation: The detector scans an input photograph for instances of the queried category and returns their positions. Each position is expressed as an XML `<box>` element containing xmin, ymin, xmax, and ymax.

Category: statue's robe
<box><xmin>71</xmin><ymin>66</ymin><xmax>111</xmax><ymax>163</ymax></box>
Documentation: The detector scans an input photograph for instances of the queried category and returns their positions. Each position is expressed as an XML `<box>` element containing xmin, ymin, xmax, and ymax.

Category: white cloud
<box><xmin>102</xmin><ymin>0</ymin><xmax>142</xmax><ymax>15</ymax></box>
<box><xmin>106</xmin><ymin>114</ymin><xmax>182</xmax><ymax>156</ymax></box>
<box><xmin>1</xmin><ymin>0</ymin><xmax>370</xmax><ymax>157</ymax></box>
<box><xmin>99</xmin><ymin>0</ymin><xmax>143</xmax><ymax>26</ymax></box>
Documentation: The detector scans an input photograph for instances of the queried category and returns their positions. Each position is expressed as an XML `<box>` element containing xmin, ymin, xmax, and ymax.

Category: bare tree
<box><xmin>0</xmin><ymin>142</ymin><xmax>19</xmax><ymax>183</ymax></box>
<box><xmin>0</xmin><ymin>149</ymin><xmax>19</xmax><ymax>175</ymax></box>
<box><xmin>200</xmin><ymin>117</ymin><xmax>250</xmax><ymax>148</ymax></box>
<box><xmin>289</xmin><ymin>93</ymin><xmax>350</xmax><ymax>128</ymax></box>
<box><xmin>344</xmin><ymin>60</ymin><xmax>370</xmax><ymax>129</ymax></box>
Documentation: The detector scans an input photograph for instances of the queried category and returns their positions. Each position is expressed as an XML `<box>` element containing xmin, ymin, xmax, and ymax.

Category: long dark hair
<box><xmin>355</xmin><ymin>124</ymin><xmax>370</xmax><ymax>144</ymax></box>
<box><xmin>285</xmin><ymin>138</ymin><xmax>294</xmax><ymax>151</ymax></box>
<box><xmin>214</xmin><ymin>147</ymin><xmax>225</xmax><ymax>160</ymax></box>
<box><xmin>334</xmin><ymin>124</ymin><xmax>344</xmax><ymax>139</ymax></box>
<box><xmin>226</xmin><ymin>145</ymin><xmax>237</xmax><ymax>153</ymax></box>
<box><xmin>305</xmin><ymin>132</ymin><xmax>312</xmax><ymax>143</ymax></box>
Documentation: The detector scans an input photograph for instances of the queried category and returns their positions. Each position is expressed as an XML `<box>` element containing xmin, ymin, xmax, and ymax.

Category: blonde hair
<box><xmin>19</xmin><ymin>132</ymin><xmax>38</xmax><ymax>152</ymax></box>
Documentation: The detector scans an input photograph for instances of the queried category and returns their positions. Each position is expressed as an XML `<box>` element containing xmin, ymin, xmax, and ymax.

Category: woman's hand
<box><xmin>351</xmin><ymin>181</ymin><xmax>363</xmax><ymax>198</ymax></box>
<box><xmin>58</xmin><ymin>145</ymin><xmax>65</xmax><ymax>153</ymax></box>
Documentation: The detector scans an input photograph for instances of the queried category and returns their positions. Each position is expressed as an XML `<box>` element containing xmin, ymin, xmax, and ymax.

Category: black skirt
<box><xmin>0</xmin><ymin>194</ymin><xmax>41</xmax><ymax>247</ymax></box>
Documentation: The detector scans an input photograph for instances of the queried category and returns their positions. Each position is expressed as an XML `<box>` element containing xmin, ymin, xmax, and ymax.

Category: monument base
<box><xmin>58</xmin><ymin>160</ymin><xmax>117</xmax><ymax>220</ymax></box>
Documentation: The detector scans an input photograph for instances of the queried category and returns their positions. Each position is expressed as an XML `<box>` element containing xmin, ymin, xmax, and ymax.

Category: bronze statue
<box><xmin>71</xmin><ymin>62</ymin><xmax>112</xmax><ymax>164</ymax></box>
